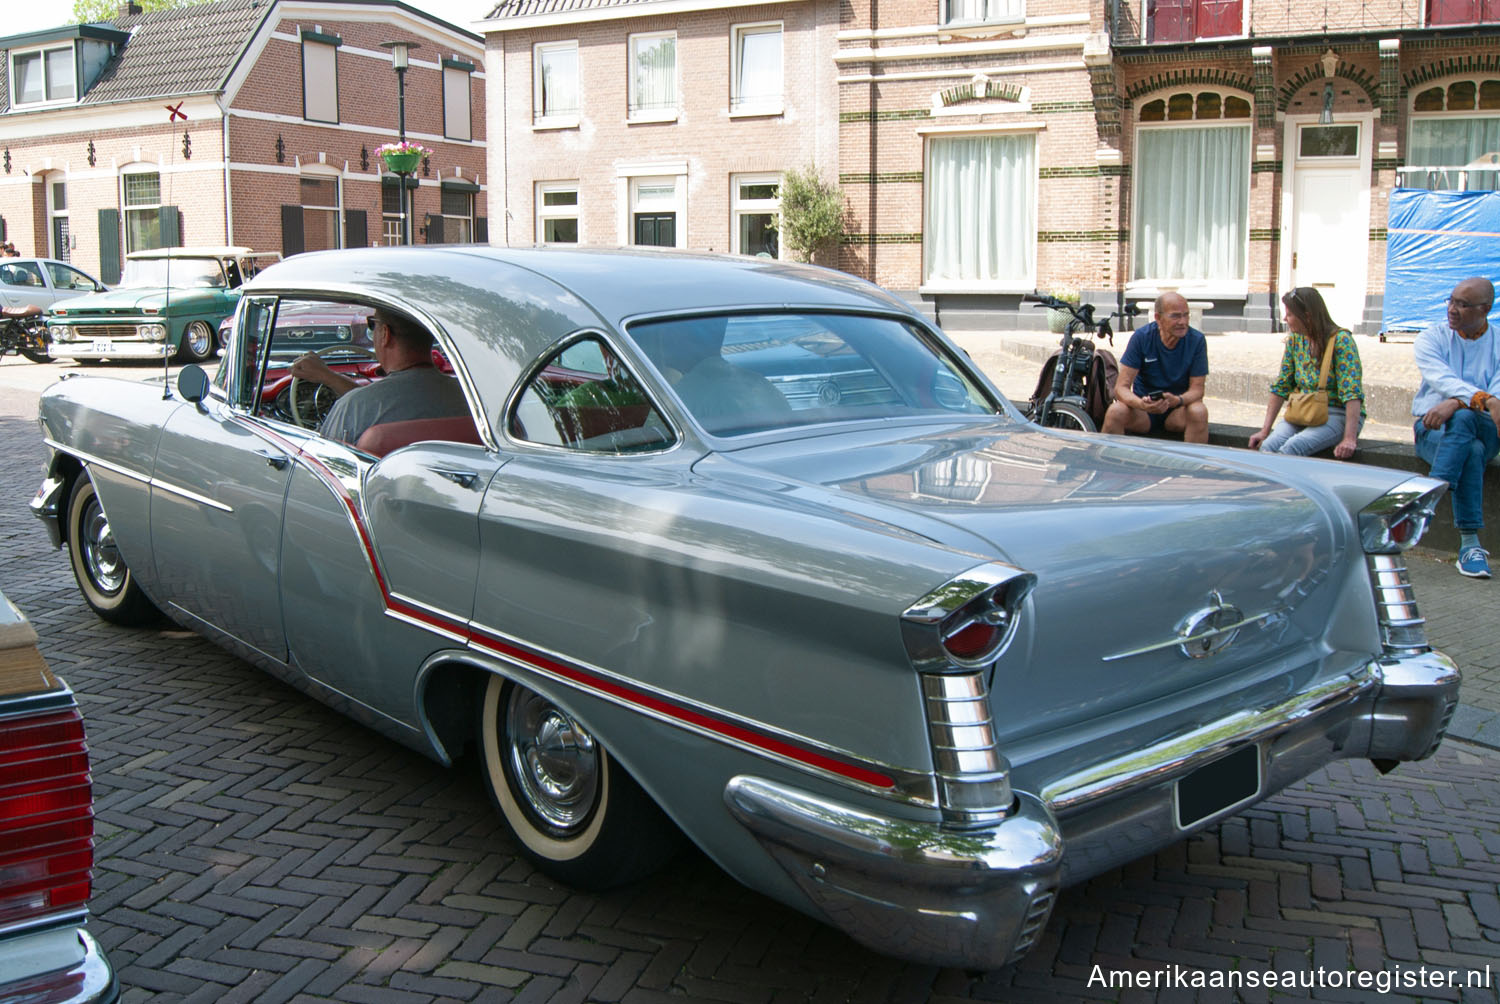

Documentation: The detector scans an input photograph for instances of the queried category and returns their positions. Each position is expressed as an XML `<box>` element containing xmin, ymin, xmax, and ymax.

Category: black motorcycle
<box><xmin>0</xmin><ymin>305</ymin><xmax>50</xmax><ymax>363</ymax></box>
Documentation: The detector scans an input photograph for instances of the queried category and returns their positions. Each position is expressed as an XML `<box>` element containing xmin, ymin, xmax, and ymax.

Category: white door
<box><xmin>1288</xmin><ymin>120</ymin><xmax>1371</xmax><ymax>329</ymax></box>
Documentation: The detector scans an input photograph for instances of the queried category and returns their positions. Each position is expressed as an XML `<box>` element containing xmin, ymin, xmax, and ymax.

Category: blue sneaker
<box><xmin>1457</xmin><ymin>546</ymin><xmax>1492</xmax><ymax>578</ymax></box>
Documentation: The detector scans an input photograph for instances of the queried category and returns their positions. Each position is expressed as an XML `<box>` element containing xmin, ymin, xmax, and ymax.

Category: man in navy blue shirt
<box><xmin>1101</xmin><ymin>292</ymin><xmax>1210</xmax><ymax>442</ymax></box>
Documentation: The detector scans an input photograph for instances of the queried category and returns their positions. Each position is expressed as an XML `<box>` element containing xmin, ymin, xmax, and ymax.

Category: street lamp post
<box><xmin>380</xmin><ymin>40</ymin><xmax>422</xmax><ymax>245</ymax></box>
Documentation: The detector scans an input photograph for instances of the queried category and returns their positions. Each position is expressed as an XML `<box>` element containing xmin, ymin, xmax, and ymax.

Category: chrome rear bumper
<box><xmin>725</xmin><ymin>648</ymin><xmax>1459</xmax><ymax>970</ymax></box>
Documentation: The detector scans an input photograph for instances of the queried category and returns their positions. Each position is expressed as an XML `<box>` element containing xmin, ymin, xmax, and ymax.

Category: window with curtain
<box><xmin>1408</xmin><ymin>79</ymin><xmax>1500</xmax><ymax>190</ymax></box>
<box><xmin>302</xmin><ymin>38</ymin><xmax>339</xmax><ymax>123</ymax></box>
<box><xmin>629</xmin><ymin>33</ymin><xmax>676</xmax><ymax>118</ymax></box>
<box><xmin>301</xmin><ymin>176</ymin><xmax>341</xmax><ymax>252</ymax></box>
<box><xmin>923</xmin><ymin>133</ymin><xmax>1036</xmax><ymax>285</ymax></box>
<box><xmin>438</xmin><ymin>187</ymin><xmax>474</xmax><ymax>243</ymax></box>
<box><xmin>10</xmin><ymin>45</ymin><xmax>75</xmax><ymax>105</ymax></box>
<box><xmin>732</xmin><ymin>175</ymin><xmax>780</xmax><ymax>257</ymax></box>
<box><xmin>535</xmin><ymin>42</ymin><xmax>579</xmax><ymax>123</ymax></box>
<box><xmin>1133</xmin><ymin>124</ymin><xmax>1249</xmax><ymax>282</ymax></box>
<box><xmin>123</xmin><ymin>170</ymin><xmax>163</xmax><ymax>253</ymax></box>
<box><xmin>731</xmin><ymin>24</ymin><xmax>782</xmax><ymax>113</ymax></box>
<box><xmin>942</xmin><ymin>0</ymin><xmax>1024</xmax><ymax>24</ymax></box>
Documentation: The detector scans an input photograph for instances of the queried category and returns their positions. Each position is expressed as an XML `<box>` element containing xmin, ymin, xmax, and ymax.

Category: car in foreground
<box><xmin>47</xmin><ymin>246</ymin><xmax>278</xmax><ymax>363</ymax></box>
<box><xmin>0</xmin><ymin>590</ymin><xmax>116</xmax><ymax>1003</ymax></box>
<box><xmin>30</xmin><ymin>246</ymin><xmax>1460</xmax><ymax>969</ymax></box>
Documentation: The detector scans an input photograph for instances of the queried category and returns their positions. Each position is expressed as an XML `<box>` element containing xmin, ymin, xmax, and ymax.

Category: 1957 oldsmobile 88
<box><xmin>30</xmin><ymin>246</ymin><xmax>1460</xmax><ymax>968</ymax></box>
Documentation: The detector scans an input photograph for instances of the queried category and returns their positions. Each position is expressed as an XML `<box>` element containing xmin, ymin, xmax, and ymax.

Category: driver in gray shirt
<box><xmin>290</xmin><ymin>309</ymin><xmax>469</xmax><ymax>447</ymax></box>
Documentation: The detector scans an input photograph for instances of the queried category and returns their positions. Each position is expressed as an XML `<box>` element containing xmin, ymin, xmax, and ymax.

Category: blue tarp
<box><xmin>1384</xmin><ymin>188</ymin><xmax>1500</xmax><ymax>332</ymax></box>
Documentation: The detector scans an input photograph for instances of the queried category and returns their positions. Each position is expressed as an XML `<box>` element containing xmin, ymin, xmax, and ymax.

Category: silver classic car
<box><xmin>30</xmin><ymin>246</ymin><xmax>1459</xmax><ymax>969</ymax></box>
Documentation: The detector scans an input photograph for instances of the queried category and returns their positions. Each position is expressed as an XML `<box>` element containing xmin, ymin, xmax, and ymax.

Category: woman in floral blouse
<box><xmin>1248</xmin><ymin>287</ymin><xmax>1365</xmax><ymax>458</ymax></box>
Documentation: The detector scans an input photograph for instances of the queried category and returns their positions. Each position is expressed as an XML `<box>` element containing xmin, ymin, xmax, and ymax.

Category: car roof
<box><xmin>125</xmin><ymin>246</ymin><xmax>273</xmax><ymax>260</ymax></box>
<box><xmin>245</xmin><ymin>245</ymin><xmax>922</xmax><ymax>428</ymax></box>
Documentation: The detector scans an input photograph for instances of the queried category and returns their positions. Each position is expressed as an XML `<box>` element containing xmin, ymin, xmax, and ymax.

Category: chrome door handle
<box><xmin>431</xmin><ymin>467</ymin><xmax>479</xmax><ymax>488</ymax></box>
<box><xmin>257</xmin><ymin>451</ymin><xmax>289</xmax><ymax>470</ymax></box>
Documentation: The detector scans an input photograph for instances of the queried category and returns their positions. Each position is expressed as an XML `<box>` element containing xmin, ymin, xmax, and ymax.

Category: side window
<box><xmin>510</xmin><ymin>336</ymin><xmax>674</xmax><ymax>454</ymax></box>
<box><xmin>0</xmin><ymin>261</ymin><xmax>44</xmax><ymax>287</ymax></box>
<box><xmin>46</xmin><ymin>263</ymin><xmax>97</xmax><ymax>290</ymax></box>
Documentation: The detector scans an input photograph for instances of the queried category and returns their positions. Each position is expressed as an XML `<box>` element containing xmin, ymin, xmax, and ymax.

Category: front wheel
<box><xmin>1041</xmin><ymin>400</ymin><xmax>1096</xmax><ymax>432</ymax></box>
<box><xmin>21</xmin><ymin>346</ymin><xmax>50</xmax><ymax>363</ymax></box>
<box><xmin>177</xmin><ymin>320</ymin><xmax>215</xmax><ymax>362</ymax></box>
<box><xmin>478</xmin><ymin>676</ymin><xmax>680</xmax><ymax>888</ymax></box>
<box><xmin>66</xmin><ymin>474</ymin><xmax>159</xmax><ymax>625</ymax></box>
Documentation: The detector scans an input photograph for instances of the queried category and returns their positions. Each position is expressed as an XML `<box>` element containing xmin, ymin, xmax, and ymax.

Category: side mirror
<box><xmin>177</xmin><ymin>364</ymin><xmax>210</xmax><ymax>409</ymax></box>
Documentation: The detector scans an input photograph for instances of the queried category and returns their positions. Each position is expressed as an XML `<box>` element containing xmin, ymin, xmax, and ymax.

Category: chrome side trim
<box><xmin>44</xmin><ymin>439</ymin><xmax>233</xmax><ymax>513</ymax></box>
<box><xmin>921</xmin><ymin>671</ymin><xmax>1012</xmax><ymax>827</ymax></box>
<box><xmin>1366</xmin><ymin>553</ymin><xmax>1429</xmax><ymax>655</ymax></box>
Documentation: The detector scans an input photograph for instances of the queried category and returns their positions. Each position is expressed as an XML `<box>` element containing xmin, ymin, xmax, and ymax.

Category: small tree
<box><xmin>74</xmin><ymin>0</ymin><xmax>204</xmax><ymax>23</ymax></box>
<box><xmin>776</xmin><ymin>166</ymin><xmax>845</xmax><ymax>264</ymax></box>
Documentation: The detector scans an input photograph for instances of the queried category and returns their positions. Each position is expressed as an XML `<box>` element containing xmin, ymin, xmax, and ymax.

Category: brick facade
<box><xmin>0</xmin><ymin>1</ymin><xmax>485</xmax><ymax>284</ymax></box>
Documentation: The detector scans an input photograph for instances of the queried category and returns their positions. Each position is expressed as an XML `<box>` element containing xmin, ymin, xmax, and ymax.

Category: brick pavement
<box><xmin>0</xmin><ymin>380</ymin><xmax>1497</xmax><ymax>1002</ymax></box>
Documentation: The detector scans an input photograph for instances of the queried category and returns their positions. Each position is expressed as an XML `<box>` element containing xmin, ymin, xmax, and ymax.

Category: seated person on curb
<box><xmin>290</xmin><ymin>309</ymin><xmax>469</xmax><ymax>447</ymax></box>
<box><xmin>1101</xmin><ymin>292</ymin><xmax>1209</xmax><ymax>442</ymax></box>
<box><xmin>1412</xmin><ymin>276</ymin><xmax>1500</xmax><ymax>579</ymax></box>
<box><xmin>1248</xmin><ymin>286</ymin><xmax>1365</xmax><ymax>458</ymax></box>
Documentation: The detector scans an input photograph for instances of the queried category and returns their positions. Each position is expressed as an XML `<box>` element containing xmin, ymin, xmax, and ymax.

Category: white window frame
<box><xmin>536</xmin><ymin>181</ymin><xmax>580</xmax><ymax>244</ymax></box>
<box><xmin>534</xmin><ymin>40</ymin><xmax>580</xmax><ymax>129</ymax></box>
<box><xmin>10</xmin><ymin>44</ymin><xmax>76</xmax><ymax>107</ymax></box>
<box><xmin>1129</xmin><ymin>110</ymin><xmax>1252</xmax><ymax>298</ymax></box>
<box><xmin>121</xmin><ymin>165</ymin><xmax>163</xmax><ymax>255</ymax></box>
<box><xmin>382</xmin><ymin>176</ymin><xmax>405</xmax><ymax>246</ymax></box>
<box><xmin>941</xmin><ymin>0</ymin><xmax>1024</xmax><ymax>27</ymax></box>
<box><xmin>628</xmin><ymin>31</ymin><xmax>677</xmax><ymax>123</ymax></box>
<box><xmin>618</xmin><ymin>171</ymin><xmax>686</xmax><ymax>249</ymax></box>
<box><xmin>48</xmin><ymin>176</ymin><xmax>71</xmax><ymax>263</ymax></box>
<box><xmin>443</xmin><ymin>62</ymin><xmax>473</xmax><ymax>141</ymax></box>
<box><xmin>730</xmin><ymin>22</ymin><xmax>783</xmax><ymax>117</ymax></box>
<box><xmin>1404</xmin><ymin>77</ymin><xmax>1500</xmax><ymax>190</ymax></box>
<box><xmin>918</xmin><ymin>125</ymin><xmax>1039</xmax><ymax>294</ymax></box>
<box><xmin>731</xmin><ymin>173</ymin><xmax>781</xmax><ymax>258</ymax></box>
<box><xmin>301</xmin><ymin>36</ymin><xmax>339</xmax><ymax>124</ymax></box>
<box><xmin>300</xmin><ymin>171</ymin><xmax>343</xmax><ymax>252</ymax></box>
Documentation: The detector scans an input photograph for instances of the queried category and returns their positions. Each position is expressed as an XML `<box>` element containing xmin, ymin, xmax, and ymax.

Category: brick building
<box><xmin>0</xmin><ymin>0</ymin><xmax>486</xmax><ymax>284</ymax></box>
<box><xmin>478</xmin><ymin>0</ymin><xmax>838</xmax><ymax>256</ymax></box>
<box><xmin>482</xmin><ymin>0</ymin><xmax>1500</xmax><ymax>335</ymax></box>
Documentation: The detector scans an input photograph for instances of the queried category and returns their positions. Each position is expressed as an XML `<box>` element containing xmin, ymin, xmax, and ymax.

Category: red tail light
<box><xmin>0</xmin><ymin>708</ymin><xmax>94</xmax><ymax>926</ymax></box>
<box><xmin>943</xmin><ymin>621</ymin><xmax>1002</xmax><ymax>660</ymax></box>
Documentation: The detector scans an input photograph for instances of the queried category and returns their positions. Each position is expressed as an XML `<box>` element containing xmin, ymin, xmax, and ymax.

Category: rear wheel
<box><xmin>478</xmin><ymin>676</ymin><xmax>680</xmax><ymax>888</ymax></box>
<box><xmin>178</xmin><ymin>320</ymin><xmax>215</xmax><ymax>362</ymax></box>
<box><xmin>20</xmin><ymin>346</ymin><xmax>50</xmax><ymax>363</ymax></box>
<box><xmin>66</xmin><ymin>475</ymin><xmax>159</xmax><ymax>625</ymax></box>
<box><xmin>1042</xmin><ymin>400</ymin><xmax>1096</xmax><ymax>433</ymax></box>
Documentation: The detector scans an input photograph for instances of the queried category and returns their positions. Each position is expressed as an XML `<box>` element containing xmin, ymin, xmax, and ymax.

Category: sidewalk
<box><xmin>950</xmin><ymin>328</ymin><xmax>1420</xmax><ymax>444</ymax></box>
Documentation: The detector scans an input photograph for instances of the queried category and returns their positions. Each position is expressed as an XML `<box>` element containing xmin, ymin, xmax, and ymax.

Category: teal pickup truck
<box><xmin>47</xmin><ymin>247</ymin><xmax>279</xmax><ymax>363</ymax></box>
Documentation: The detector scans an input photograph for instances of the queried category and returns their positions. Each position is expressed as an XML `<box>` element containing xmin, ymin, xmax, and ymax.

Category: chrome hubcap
<box><xmin>505</xmin><ymin>688</ymin><xmax>600</xmax><ymax>832</ymax></box>
<box><xmin>187</xmin><ymin>322</ymin><xmax>211</xmax><ymax>356</ymax></box>
<box><xmin>81</xmin><ymin>497</ymin><xmax>125</xmax><ymax>595</ymax></box>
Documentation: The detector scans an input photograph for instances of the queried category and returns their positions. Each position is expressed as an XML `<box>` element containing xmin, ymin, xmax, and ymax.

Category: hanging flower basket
<box><xmin>376</xmin><ymin>140</ymin><xmax>431</xmax><ymax>175</ymax></box>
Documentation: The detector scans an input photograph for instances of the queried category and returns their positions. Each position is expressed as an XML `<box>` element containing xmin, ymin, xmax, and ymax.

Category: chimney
<box><xmin>119</xmin><ymin>1</ymin><xmax>143</xmax><ymax>16</ymax></box>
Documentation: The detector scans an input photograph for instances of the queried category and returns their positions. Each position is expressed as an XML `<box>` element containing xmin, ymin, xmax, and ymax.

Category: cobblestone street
<box><xmin>1</xmin><ymin>364</ymin><xmax>1497</xmax><ymax>1002</ymax></box>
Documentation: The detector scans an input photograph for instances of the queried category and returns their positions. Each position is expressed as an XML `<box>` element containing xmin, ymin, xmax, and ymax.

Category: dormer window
<box><xmin>12</xmin><ymin>45</ymin><xmax>77</xmax><ymax>106</ymax></box>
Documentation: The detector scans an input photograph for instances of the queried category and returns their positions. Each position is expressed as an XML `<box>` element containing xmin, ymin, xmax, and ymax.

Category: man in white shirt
<box><xmin>1412</xmin><ymin>276</ymin><xmax>1500</xmax><ymax>578</ymax></box>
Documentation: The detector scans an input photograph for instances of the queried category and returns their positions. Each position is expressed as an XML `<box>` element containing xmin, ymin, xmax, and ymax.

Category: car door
<box><xmin>43</xmin><ymin>262</ymin><xmax>105</xmax><ymax>305</ymax></box>
<box><xmin>0</xmin><ymin>261</ymin><xmax>52</xmax><ymax>310</ymax></box>
<box><xmin>149</xmin><ymin>296</ymin><xmax>294</xmax><ymax>664</ymax></box>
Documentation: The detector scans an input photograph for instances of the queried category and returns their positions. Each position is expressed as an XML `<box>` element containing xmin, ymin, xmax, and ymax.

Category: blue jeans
<box><xmin>1260</xmin><ymin>410</ymin><xmax>1361</xmax><ymax>457</ymax></box>
<box><xmin>1414</xmin><ymin>409</ymin><xmax>1500</xmax><ymax>531</ymax></box>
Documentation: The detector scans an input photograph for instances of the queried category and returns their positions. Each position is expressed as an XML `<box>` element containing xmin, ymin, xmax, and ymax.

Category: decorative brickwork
<box><xmin>1038</xmin><ymin>230</ymin><xmax>1128</xmax><ymax>243</ymax></box>
<box><xmin>1402</xmin><ymin>50</ymin><xmax>1500</xmax><ymax>89</ymax></box>
<box><xmin>1371</xmin><ymin>228</ymin><xmax>1388</xmax><ymax>241</ymax></box>
<box><xmin>841</xmin><ymin>232</ymin><xmax>922</xmax><ymax>245</ymax></box>
<box><xmin>1086</xmin><ymin>62</ymin><xmax>1121</xmax><ymax>137</ymax></box>
<box><xmin>1124</xmin><ymin>69</ymin><xmax>1254</xmax><ymax>102</ymax></box>
<box><xmin>1277</xmin><ymin>65</ymin><xmax>1378</xmax><ymax>111</ymax></box>
<box><xmin>1372</xmin><ymin>158</ymin><xmax>1402</xmax><ymax>172</ymax></box>
<box><xmin>1379</xmin><ymin>41</ymin><xmax>1401</xmax><ymax>119</ymax></box>
<box><xmin>1249</xmin><ymin>229</ymin><xmax>1280</xmax><ymax>241</ymax></box>
<box><xmin>1253</xmin><ymin>48</ymin><xmax>1275</xmax><ymax>127</ymax></box>
<box><xmin>839</xmin><ymin>172</ymin><xmax>923</xmax><ymax>184</ymax></box>
<box><xmin>1039</xmin><ymin>167</ymin><xmax>1106</xmax><ymax>178</ymax></box>
<box><xmin>1251</xmin><ymin>161</ymin><xmax>1283</xmax><ymax>173</ymax></box>
<box><xmin>839</xmin><ymin>109</ymin><xmax>932</xmax><ymax>123</ymax></box>
<box><xmin>939</xmin><ymin>78</ymin><xmax>1024</xmax><ymax>106</ymax></box>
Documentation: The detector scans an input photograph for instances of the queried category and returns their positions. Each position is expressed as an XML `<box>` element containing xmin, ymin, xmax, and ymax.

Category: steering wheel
<box><xmin>289</xmin><ymin>344</ymin><xmax>378</xmax><ymax>428</ymax></box>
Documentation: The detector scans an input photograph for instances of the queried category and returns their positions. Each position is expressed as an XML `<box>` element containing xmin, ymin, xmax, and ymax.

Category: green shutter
<box><xmin>424</xmin><ymin>214</ymin><xmax>444</xmax><ymax>245</ymax></box>
<box><xmin>474</xmin><ymin>217</ymin><xmax>488</xmax><ymax>243</ymax></box>
<box><xmin>344</xmin><ymin>209</ymin><xmax>367</xmax><ymax>248</ymax></box>
<box><xmin>98</xmin><ymin>209</ymin><xmax>121</xmax><ymax>285</ymax></box>
<box><xmin>158</xmin><ymin>206</ymin><xmax>181</xmax><ymax>247</ymax></box>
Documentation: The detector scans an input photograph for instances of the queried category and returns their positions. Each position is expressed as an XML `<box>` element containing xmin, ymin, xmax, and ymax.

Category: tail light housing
<box><xmin>903</xmin><ymin>564</ymin><xmax>1035</xmax><ymax>827</ymax></box>
<box><xmin>1359</xmin><ymin>477</ymin><xmax>1445</xmax><ymax>554</ymax></box>
<box><xmin>0</xmin><ymin>705</ymin><xmax>94</xmax><ymax>929</ymax></box>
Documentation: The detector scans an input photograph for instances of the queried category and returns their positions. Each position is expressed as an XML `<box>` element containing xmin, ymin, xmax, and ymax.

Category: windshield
<box><xmin>119</xmin><ymin>258</ymin><xmax>227</xmax><ymax>290</ymax></box>
<box><xmin>628</xmin><ymin>312</ymin><xmax>1000</xmax><ymax>437</ymax></box>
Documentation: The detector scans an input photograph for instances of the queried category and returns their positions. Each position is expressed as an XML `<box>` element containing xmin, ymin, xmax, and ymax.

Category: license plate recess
<box><xmin>1175</xmin><ymin>744</ymin><xmax>1260</xmax><ymax>830</ymax></box>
